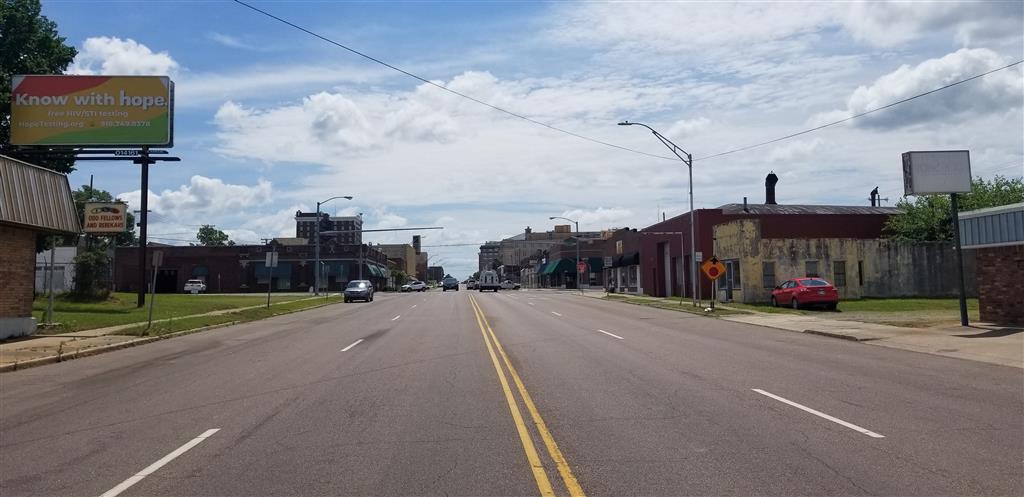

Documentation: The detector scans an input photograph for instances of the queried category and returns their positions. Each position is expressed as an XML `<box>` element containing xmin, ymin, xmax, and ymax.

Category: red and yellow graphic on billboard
<box><xmin>10</xmin><ymin>75</ymin><xmax>174</xmax><ymax>146</ymax></box>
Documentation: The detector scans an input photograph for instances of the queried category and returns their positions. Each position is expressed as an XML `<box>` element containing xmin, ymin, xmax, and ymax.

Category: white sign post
<box><xmin>265</xmin><ymin>250</ymin><xmax>278</xmax><ymax>309</ymax></box>
<box><xmin>147</xmin><ymin>251</ymin><xmax>163</xmax><ymax>332</ymax></box>
<box><xmin>902</xmin><ymin>150</ymin><xmax>972</xmax><ymax>326</ymax></box>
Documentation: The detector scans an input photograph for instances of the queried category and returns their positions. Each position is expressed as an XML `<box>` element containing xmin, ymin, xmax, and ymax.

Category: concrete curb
<box><xmin>0</xmin><ymin>299</ymin><xmax>342</xmax><ymax>373</ymax></box>
<box><xmin>802</xmin><ymin>329</ymin><xmax>875</xmax><ymax>342</ymax></box>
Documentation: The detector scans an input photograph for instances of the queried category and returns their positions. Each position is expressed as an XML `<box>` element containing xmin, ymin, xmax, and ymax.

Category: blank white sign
<box><xmin>902</xmin><ymin>150</ymin><xmax>972</xmax><ymax>195</ymax></box>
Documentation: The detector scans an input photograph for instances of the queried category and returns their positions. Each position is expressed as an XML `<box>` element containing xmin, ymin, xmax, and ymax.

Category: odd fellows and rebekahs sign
<box><xmin>82</xmin><ymin>202</ymin><xmax>129</xmax><ymax>234</ymax></box>
<box><xmin>9</xmin><ymin>75</ymin><xmax>174</xmax><ymax>146</ymax></box>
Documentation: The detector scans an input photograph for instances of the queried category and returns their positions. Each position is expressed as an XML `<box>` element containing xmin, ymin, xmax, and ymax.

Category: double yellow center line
<box><xmin>469</xmin><ymin>295</ymin><xmax>585</xmax><ymax>497</ymax></box>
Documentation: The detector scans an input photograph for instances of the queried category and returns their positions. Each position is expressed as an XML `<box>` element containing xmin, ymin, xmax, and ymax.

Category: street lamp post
<box><xmin>619</xmin><ymin>121</ymin><xmax>698</xmax><ymax>306</ymax></box>
<box><xmin>315</xmin><ymin>195</ymin><xmax>353</xmax><ymax>295</ymax></box>
<box><xmin>549</xmin><ymin>216</ymin><xmax>582</xmax><ymax>294</ymax></box>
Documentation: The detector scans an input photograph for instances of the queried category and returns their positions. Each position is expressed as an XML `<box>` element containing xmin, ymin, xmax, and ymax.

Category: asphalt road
<box><xmin>1</xmin><ymin>289</ymin><xmax>1021</xmax><ymax>496</ymax></box>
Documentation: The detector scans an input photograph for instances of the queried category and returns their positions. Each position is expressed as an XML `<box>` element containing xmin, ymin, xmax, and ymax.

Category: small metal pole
<box><xmin>147</xmin><ymin>260</ymin><xmax>158</xmax><ymax>331</ymax></box>
<box><xmin>46</xmin><ymin>237</ymin><xmax>56</xmax><ymax>324</ymax></box>
<box><xmin>951</xmin><ymin>193</ymin><xmax>969</xmax><ymax>326</ymax></box>
<box><xmin>267</xmin><ymin>246</ymin><xmax>276</xmax><ymax>309</ymax></box>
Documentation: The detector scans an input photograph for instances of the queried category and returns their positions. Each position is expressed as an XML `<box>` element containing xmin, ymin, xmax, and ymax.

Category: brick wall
<box><xmin>0</xmin><ymin>226</ymin><xmax>37</xmax><ymax>318</ymax></box>
<box><xmin>976</xmin><ymin>245</ymin><xmax>1024</xmax><ymax>325</ymax></box>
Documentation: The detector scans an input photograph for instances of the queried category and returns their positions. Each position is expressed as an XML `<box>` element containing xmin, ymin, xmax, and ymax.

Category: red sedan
<box><xmin>771</xmin><ymin>278</ymin><xmax>839</xmax><ymax>310</ymax></box>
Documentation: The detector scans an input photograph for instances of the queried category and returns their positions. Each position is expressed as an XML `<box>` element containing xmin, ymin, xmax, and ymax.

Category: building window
<box><xmin>833</xmin><ymin>261</ymin><xmax>847</xmax><ymax>287</ymax></box>
<box><xmin>858</xmin><ymin>260</ymin><xmax>864</xmax><ymax>286</ymax></box>
<box><xmin>762</xmin><ymin>261</ymin><xmax>775</xmax><ymax>288</ymax></box>
<box><xmin>805</xmin><ymin>260</ymin><xmax>819</xmax><ymax>277</ymax></box>
<box><xmin>724</xmin><ymin>257</ymin><xmax>741</xmax><ymax>288</ymax></box>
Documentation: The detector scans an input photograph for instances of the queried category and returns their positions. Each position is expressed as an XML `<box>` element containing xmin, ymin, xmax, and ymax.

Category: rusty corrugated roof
<box><xmin>0</xmin><ymin>155</ymin><xmax>80</xmax><ymax>234</ymax></box>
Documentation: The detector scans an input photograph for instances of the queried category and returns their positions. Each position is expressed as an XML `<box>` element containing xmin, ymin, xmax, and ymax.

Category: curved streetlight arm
<box><xmin>619</xmin><ymin>120</ymin><xmax>698</xmax><ymax>306</ymax></box>
<box><xmin>618</xmin><ymin>121</ymin><xmax>691</xmax><ymax>165</ymax></box>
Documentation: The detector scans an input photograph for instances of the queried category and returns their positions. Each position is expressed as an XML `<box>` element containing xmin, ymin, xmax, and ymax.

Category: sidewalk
<box><xmin>0</xmin><ymin>295</ymin><xmax>329</xmax><ymax>370</ymax></box>
<box><xmin>576</xmin><ymin>290</ymin><xmax>1022</xmax><ymax>369</ymax></box>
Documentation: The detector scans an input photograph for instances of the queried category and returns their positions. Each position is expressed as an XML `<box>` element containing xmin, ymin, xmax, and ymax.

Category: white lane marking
<box><xmin>597</xmin><ymin>329</ymin><xmax>624</xmax><ymax>340</ymax></box>
<box><xmin>507</xmin><ymin>294</ymin><xmax>518</xmax><ymax>299</ymax></box>
<box><xmin>392</xmin><ymin>315</ymin><xmax>401</xmax><ymax>321</ymax></box>
<box><xmin>341</xmin><ymin>339</ymin><xmax>364</xmax><ymax>352</ymax></box>
<box><xmin>411</xmin><ymin>304</ymin><xmax>417</xmax><ymax>309</ymax></box>
<box><xmin>99</xmin><ymin>429</ymin><xmax>220</xmax><ymax>497</ymax></box>
<box><xmin>528</xmin><ymin>302</ymin><xmax>535</xmax><ymax>306</ymax></box>
<box><xmin>752</xmin><ymin>389</ymin><xmax>885</xmax><ymax>438</ymax></box>
<box><xmin>550</xmin><ymin>311</ymin><xmax>562</xmax><ymax>317</ymax></box>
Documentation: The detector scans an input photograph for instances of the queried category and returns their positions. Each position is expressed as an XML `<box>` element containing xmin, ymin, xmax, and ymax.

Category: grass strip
<box><xmin>117</xmin><ymin>296</ymin><xmax>343</xmax><ymax>337</ymax></box>
<box><xmin>603</xmin><ymin>294</ymin><xmax>745</xmax><ymax>316</ymax></box>
<box><xmin>33</xmin><ymin>292</ymin><xmax>310</xmax><ymax>333</ymax></box>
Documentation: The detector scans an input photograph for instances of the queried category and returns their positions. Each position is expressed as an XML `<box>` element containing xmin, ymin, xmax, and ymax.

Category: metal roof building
<box><xmin>958</xmin><ymin>202</ymin><xmax>1024</xmax><ymax>326</ymax></box>
<box><xmin>0</xmin><ymin>155</ymin><xmax>80</xmax><ymax>233</ymax></box>
<box><xmin>959</xmin><ymin>202</ymin><xmax>1024</xmax><ymax>249</ymax></box>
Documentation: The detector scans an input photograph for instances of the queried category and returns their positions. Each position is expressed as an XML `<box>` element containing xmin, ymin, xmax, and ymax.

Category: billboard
<box><xmin>902</xmin><ymin>150</ymin><xmax>972</xmax><ymax>195</ymax></box>
<box><xmin>83</xmin><ymin>202</ymin><xmax>129</xmax><ymax>234</ymax></box>
<box><xmin>10</xmin><ymin>75</ymin><xmax>174</xmax><ymax>147</ymax></box>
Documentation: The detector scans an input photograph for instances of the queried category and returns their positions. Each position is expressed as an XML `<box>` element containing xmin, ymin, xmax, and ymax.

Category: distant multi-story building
<box><xmin>478</xmin><ymin>241</ymin><xmax>500</xmax><ymax>272</ymax></box>
<box><xmin>295</xmin><ymin>211</ymin><xmax>362</xmax><ymax>245</ymax></box>
<box><xmin>376</xmin><ymin>242</ymin><xmax>417</xmax><ymax>276</ymax></box>
<box><xmin>427</xmin><ymin>266</ymin><xmax>445</xmax><ymax>282</ymax></box>
<box><xmin>479</xmin><ymin>226</ymin><xmax>604</xmax><ymax>281</ymax></box>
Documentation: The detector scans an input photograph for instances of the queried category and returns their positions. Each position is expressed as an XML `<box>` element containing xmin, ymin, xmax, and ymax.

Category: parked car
<box><xmin>478</xmin><ymin>270</ymin><xmax>500</xmax><ymax>292</ymax></box>
<box><xmin>466</xmin><ymin>279</ymin><xmax>478</xmax><ymax>290</ymax></box>
<box><xmin>183</xmin><ymin>279</ymin><xmax>206</xmax><ymax>293</ymax></box>
<box><xmin>402</xmin><ymin>280</ymin><xmax>427</xmax><ymax>292</ymax></box>
<box><xmin>344</xmin><ymin>280</ymin><xmax>374</xmax><ymax>302</ymax></box>
<box><xmin>500</xmin><ymin>280</ymin><xmax>520</xmax><ymax>290</ymax></box>
<box><xmin>771</xmin><ymin>278</ymin><xmax>839</xmax><ymax>310</ymax></box>
<box><xmin>442</xmin><ymin>276</ymin><xmax>460</xmax><ymax>291</ymax></box>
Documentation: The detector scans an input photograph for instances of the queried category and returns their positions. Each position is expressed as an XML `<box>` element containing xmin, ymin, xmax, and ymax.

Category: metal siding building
<box><xmin>958</xmin><ymin>203</ymin><xmax>1024</xmax><ymax>325</ymax></box>
<box><xmin>0</xmin><ymin>155</ymin><xmax>79</xmax><ymax>233</ymax></box>
<box><xmin>959</xmin><ymin>203</ymin><xmax>1024</xmax><ymax>249</ymax></box>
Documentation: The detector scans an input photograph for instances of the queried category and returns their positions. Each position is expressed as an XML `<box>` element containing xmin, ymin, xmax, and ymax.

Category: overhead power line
<box><xmin>695</xmin><ymin>59</ymin><xmax>1024</xmax><ymax>162</ymax></box>
<box><xmin>233</xmin><ymin>1</ymin><xmax>1020</xmax><ymax>164</ymax></box>
<box><xmin>232</xmin><ymin>0</ymin><xmax>674</xmax><ymax>161</ymax></box>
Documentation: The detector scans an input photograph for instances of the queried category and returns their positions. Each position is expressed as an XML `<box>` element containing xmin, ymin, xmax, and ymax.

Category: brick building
<box><xmin>113</xmin><ymin>239</ymin><xmax>390</xmax><ymax>294</ymax></box>
<box><xmin>295</xmin><ymin>211</ymin><xmax>362</xmax><ymax>245</ymax></box>
<box><xmin>959</xmin><ymin>203</ymin><xmax>1024</xmax><ymax>325</ymax></box>
<box><xmin>0</xmin><ymin>155</ymin><xmax>80</xmax><ymax>339</ymax></box>
<box><xmin>603</xmin><ymin>228</ymin><xmax>642</xmax><ymax>294</ymax></box>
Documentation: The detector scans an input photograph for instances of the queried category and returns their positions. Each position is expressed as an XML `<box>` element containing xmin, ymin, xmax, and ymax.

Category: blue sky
<box><xmin>42</xmin><ymin>0</ymin><xmax>1023</xmax><ymax>278</ymax></box>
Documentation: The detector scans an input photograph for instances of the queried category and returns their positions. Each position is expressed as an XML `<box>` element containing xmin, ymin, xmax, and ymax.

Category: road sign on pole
<box><xmin>576</xmin><ymin>261</ymin><xmax>587</xmax><ymax>273</ymax></box>
<box><xmin>701</xmin><ymin>257</ymin><xmax>725</xmax><ymax>281</ymax></box>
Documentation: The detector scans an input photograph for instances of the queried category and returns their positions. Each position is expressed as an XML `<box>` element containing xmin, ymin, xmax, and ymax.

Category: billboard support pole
<box><xmin>135</xmin><ymin>146</ymin><xmax>152</xmax><ymax>308</ymax></box>
<box><xmin>951</xmin><ymin>193</ymin><xmax>969</xmax><ymax>326</ymax></box>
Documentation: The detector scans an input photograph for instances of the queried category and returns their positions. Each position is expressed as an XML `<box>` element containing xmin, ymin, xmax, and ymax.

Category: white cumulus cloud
<box><xmin>70</xmin><ymin>37</ymin><xmax>179</xmax><ymax>76</ymax></box>
<box><xmin>814</xmin><ymin>48</ymin><xmax>1023</xmax><ymax>130</ymax></box>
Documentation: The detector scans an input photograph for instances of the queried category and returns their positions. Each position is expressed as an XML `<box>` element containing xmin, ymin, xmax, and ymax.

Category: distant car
<box><xmin>183</xmin><ymin>279</ymin><xmax>206</xmax><ymax>293</ymax></box>
<box><xmin>344</xmin><ymin>280</ymin><xmax>374</xmax><ymax>303</ymax></box>
<box><xmin>466</xmin><ymin>279</ymin><xmax>478</xmax><ymax>290</ymax></box>
<box><xmin>403</xmin><ymin>280</ymin><xmax>427</xmax><ymax>292</ymax></box>
<box><xmin>771</xmin><ymin>278</ymin><xmax>839</xmax><ymax>310</ymax></box>
<box><xmin>478</xmin><ymin>270</ymin><xmax>500</xmax><ymax>292</ymax></box>
<box><xmin>442</xmin><ymin>276</ymin><xmax>460</xmax><ymax>291</ymax></box>
<box><xmin>500</xmin><ymin>280</ymin><xmax>519</xmax><ymax>290</ymax></box>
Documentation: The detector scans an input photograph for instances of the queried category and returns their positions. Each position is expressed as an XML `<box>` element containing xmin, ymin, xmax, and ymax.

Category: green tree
<box><xmin>1</xmin><ymin>0</ymin><xmax>78</xmax><ymax>173</ymax></box>
<box><xmin>884</xmin><ymin>176</ymin><xmax>1024</xmax><ymax>241</ymax></box>
<box><xmin>197</xmin><ymin>225</ymin><xmax>233</xmax><ymax>246</ymax></box>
